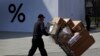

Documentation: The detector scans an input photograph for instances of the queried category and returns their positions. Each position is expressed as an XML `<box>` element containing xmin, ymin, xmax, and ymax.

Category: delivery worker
<box><xmin>28</xmin><ymin>14</ymin><xmax>49</xmax><ymax>56</ymax></box>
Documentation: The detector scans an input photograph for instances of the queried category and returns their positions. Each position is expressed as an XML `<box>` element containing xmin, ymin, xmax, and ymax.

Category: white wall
<box><xmin>59</xmin><ymin>0</ymin><xmax>85</xmax><ymax>20</ymax></box>
<box><xmin>0</xmin><ymin>0</ymin><xmax>85</xmax><ymax>32</ymax></box>
<box><xmin>0</xmin><ymin>0</ymin><xmax>58</xmax><ymax>32</ymax></box>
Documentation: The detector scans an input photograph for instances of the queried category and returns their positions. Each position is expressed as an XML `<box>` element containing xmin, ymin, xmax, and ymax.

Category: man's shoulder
<box><xmin>34</xmin><ymin>21</ymin><xmax>43</xmax><ymax>26</ymax></box>
<box><xmin>37</xmin><ymin>21</ymin><xmax>44</xmax><ymax>24</ymax></box>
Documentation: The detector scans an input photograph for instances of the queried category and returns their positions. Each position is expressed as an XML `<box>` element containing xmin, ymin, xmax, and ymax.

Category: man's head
<box><xmin>38</xmin><ymin>14</ymin><xmax>45</xmax><ymax>21</ymax></box>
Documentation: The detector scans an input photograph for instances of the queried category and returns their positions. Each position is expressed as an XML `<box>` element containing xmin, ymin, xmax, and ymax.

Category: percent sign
<box><xmin>8</xmin><ymin>3</ymin><xmax>25</xmax><ymax>23</ymax></box>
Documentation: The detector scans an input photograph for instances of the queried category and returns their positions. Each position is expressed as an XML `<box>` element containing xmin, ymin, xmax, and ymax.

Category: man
<box><xmin>85</xmin><ymin>14</ymin><xmax>91</xmax><ymax>31</ymax></box>
<box><xmin>28</xmin><ymin>14</ymin><xmax>49</xmax><ymax>56</ymax></box>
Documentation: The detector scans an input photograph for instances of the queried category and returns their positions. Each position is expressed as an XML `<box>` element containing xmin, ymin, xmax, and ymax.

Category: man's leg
<box><xmin>38</xmin><ymin>38</ymin><xmax>48</xmax><ymax>56</ymax></box>
<box><xmin>28</xmin><ymin>39</ymin><xmax>37</xmax><ymax>56</ymax></box>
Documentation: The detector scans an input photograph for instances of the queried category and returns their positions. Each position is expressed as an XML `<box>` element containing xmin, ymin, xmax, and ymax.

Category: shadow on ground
<box><xmin>4</xmin><ymin>52</ymin><xmax>66</xmax><ymax>56</ymax></box>
<box><xmin>4</xmin><ymin>55</ymin><xmax>27</xmax><ymax>56</ymax></box>
<box><xmin>89</xmin><ymin>27</ymin><xmax>100</xmax><ymax>33</ymax></box>
<box><xmin>82</xmin><ymin>48</ymin><xmax>100</xmax><ymax>56</ymax></box>
<box><xmin>90</xmin><ymin>30</ymin><xmax>100</xmax><ymax>33</ymax></box>
<box><xmin>4</xmin><ymin>48</ymin><xmax>100</xmax><ymax>56</ymax></box>
<box><xmin>0</xmin><ymin>31</ymin><xmax>32</xmax><ymax>39</ymax></box>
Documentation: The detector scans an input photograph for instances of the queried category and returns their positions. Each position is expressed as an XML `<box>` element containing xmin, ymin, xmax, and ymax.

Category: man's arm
<box><xmin>41</xmin><ymin>22</ymin><xmax>49</xmax><ymax>36</ymax></box>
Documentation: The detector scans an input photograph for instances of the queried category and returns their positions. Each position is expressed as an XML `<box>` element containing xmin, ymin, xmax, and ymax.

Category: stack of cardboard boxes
<box><xmin>49</xmin><ymin>17</ymin><xmax>95</xmax><ymax>56</ymax></box>
<box><xmin>48</xmin><ymin>17</ymin><xmax>95</xmax><ymax>56</ymax></box>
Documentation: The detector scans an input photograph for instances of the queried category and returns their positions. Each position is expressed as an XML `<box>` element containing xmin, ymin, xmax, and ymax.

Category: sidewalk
<box><xmin>0</xmin><ymin>29</ymin><xmax>100</xmax><ymax>56</ymax></box>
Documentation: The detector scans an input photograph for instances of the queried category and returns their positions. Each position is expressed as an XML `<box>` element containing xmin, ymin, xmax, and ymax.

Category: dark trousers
<box><xmin>85</xmin><ymin>15</ymin><xmax>91</xmax><ymax>31</ymax></box>
<box><xmin>28</xmin><ymin>36</ymin><xmax>48</xmax><ymax>56</ymax></box>
<box><xmin>86</xmin><ymin>22</ymin><xmax>91</xmax><ymax>31</ymax></box>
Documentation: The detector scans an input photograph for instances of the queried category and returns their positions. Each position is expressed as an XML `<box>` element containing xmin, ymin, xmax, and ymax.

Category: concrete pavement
<box><xmin>0</xmin><ymin>29</ymin><xmax>100</xmax><ymax>56</ymax></box>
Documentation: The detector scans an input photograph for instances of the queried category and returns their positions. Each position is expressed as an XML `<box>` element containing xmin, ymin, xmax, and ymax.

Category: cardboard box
<box><xmin>48</xmin><ymin>17</ymin><xmax>67</xmax><ymax>35</ymax></box>
<box><xmin>63</xmin><ymin>18</ymin><xmax>74</xmax><ymax>28</ymax></box>
<box><xmin>67</xmin><ymin>29</ymin><xmax>95</xmax><ymax>56</ymax></box>
<box><xmin>58</xmin><ymin>33</ymin><xmax>71</xmax><ymax>45</ymax></box>
<box><xmin>58</xmin><ymin>27</ymin><xmax>73</xmax><ymax>44</ymax></box>
<box><xmin>51</xmin><ymin>17</ymin><xmax>66</xmax><ymax>27</ymax></box>
<box><xmin>51</xmin><ymin>35</ymin><xmax>59</xmax><ymax>44</ymax></box>
<box><xmin>48</xmin><ymin>23</ymin><xmax>60</xmax><ymax>35</ymax></box>
<box><xmin>72</xmin><ymin>21</ymin><xmax>85</xmax><ymax>32</ymax></box>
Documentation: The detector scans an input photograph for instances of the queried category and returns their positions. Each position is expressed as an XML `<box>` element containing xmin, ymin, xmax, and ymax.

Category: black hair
<box><xmin>38</xmin><ymin>14</ymin><xmax>45</xmax><ymax>18</ymax></box>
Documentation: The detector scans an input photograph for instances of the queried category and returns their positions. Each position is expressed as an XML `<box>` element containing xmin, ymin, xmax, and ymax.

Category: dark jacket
<box><xmin>33</xmin><ymin>21</ymin><xmax>49</xmax><ymax>37</ymax></box>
